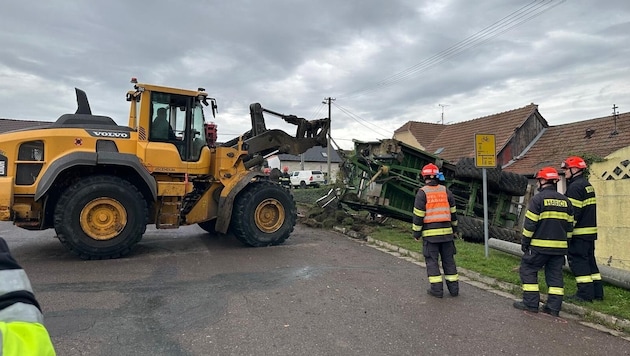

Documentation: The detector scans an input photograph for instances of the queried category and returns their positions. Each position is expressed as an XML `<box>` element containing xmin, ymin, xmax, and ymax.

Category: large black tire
<box><xmin>198</xmin><ymin>219</ymin><xmax>217</xmax><ymax>234</ymax></box>
<box><xmin>497</xmin><ymin>171</ymin><xmax>528</xmax><ymax>196</ymax></box>
<box><xmin>455</xmin><ymin>158</ymin><xmax>501</xmax><ymax>185</ymax></box>
<box><xmin>489</xmin><ymin>225</ymin><xmax>522</xmax><ymax>243</ymax></box>
<box><xmin>231</xmin><ymin>181</ymin><xmax>297</xmax><ymax>247</ymax></box>
<box><xmin>457</xmin><ymin>215</ymin><xmax>484</xmax><ymax>243</ymax></box>
<box><xmin>54</xmin><ymin>175</ymin><xmax>148</xmax><ymax>260</ymax></box>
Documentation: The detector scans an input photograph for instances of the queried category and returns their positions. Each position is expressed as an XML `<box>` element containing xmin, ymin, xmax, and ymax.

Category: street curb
<box><xmin>331</xmin><ymin>226</ymin><xmax>630</xmax><ymax>341</ymax></box>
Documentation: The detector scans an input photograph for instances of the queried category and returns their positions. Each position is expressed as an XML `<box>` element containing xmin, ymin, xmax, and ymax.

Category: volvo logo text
<box><xmin>87</xmin><ymin>130</ymin><xmax>131</xmax><ymax>139</ymax></box>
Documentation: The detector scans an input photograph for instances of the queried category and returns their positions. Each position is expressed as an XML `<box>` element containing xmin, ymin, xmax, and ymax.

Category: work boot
<box><xmin>446</xmin><ymin>281</ymin><xmax>459</xmax><ymax>297</ymax></box>
<box><xmin>427</xmin><ymin>289</ymin><xmax>443</xmax><ymax>298</ymax></box>
<box><xmin>565</xmin><ymin>294</ymin><xmax>592</xmax><ymax>303</ymax></box>
<box><xmin>513</xmin><ymin>301</ymin><xmax>538</xmax><ymax>313</ymax></box>
<box><xmin>541</xmin><ymin>305</ymin><xmax>559</xmax><ymax>317</ymax></box>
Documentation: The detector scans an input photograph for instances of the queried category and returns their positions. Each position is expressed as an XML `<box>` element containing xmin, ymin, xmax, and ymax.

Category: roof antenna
<box><xmin>610</xmin><ymin>104</ymin><xmax>619</xmax><ymax>137</ymax></box>
<box><xmin>438</xmin><ymin>104</ymin><xmax>449</xmax><ymax>124</ymax></box>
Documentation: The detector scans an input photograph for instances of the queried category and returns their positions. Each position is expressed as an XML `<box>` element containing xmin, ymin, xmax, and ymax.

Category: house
<box><xmin>0</xmin><ymin>118</ymin><xmax>52</xmax><ymax>133</ymax></box>
<box><xmin>502</xmin><ymin>112</ymin><xmax>630</xmax><ymax>176</ymax></box>
<box><xmin>394</xmin><ymin>104</ymin><xmax>547</xmax><ymax>169</ymax></box>
<box><xmin>277</xmin><ymin>145</ymin><xmax>343</xmax><ymax>182</ymax></box>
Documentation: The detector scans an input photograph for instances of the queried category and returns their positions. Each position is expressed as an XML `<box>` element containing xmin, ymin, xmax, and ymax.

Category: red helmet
<box><xmin>283</xmin><ymin>166</ymin><xmax>289</xmax><ymax>172</ymax></box>
<box><xmin>421</xmin><ymin>163</ymin><xmax>440</xmax><ymax>178</ymax></box>
<box><xmin>263</xmin><ymin>168</ymin><xmax>271</xmax><ymax>174</ymax></box>
<box><xmin>535</xmin><ymin>167</ymin><xmax>559</xmax><ymax>180</ymax></box>
<box><xmin>561</xmin><ymin>156</ymin><xmax>587</xmax><ymax>170</ymax></box>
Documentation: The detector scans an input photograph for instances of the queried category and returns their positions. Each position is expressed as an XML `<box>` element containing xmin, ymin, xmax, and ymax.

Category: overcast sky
<box><xmin>1</xmin><ymin>0</ymin><xmax>628</xmax><ymax>149</ymax></box>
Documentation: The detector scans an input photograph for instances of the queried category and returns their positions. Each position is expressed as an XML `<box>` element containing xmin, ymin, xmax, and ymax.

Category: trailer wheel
<box><xmin>489</xmin><ymin>225</ymin><xmax>522</xmax><ymax>243</ymax></box>
<box><xmin>457</xmin><ymin>215</ymin><xmax>484</xmax><ymax>243</ymax></box>
<box><xmin>455</xmin><ymin>158</ymin><xmax>501</xmax><ymax>185</ymax></box>
<box><xmin>54</xmin><ymin>175</ymin><xmax>148</xmax><ymax>260</ymax></box>
<box><xmin>497</xmin><ymin>171</ymin><xmax>528</xmax><ymax>196</ymax></box>
<box><xmin>231</xmin><ymin>181</ymin><xmax>297</xmax><ymax>247</ymax></box>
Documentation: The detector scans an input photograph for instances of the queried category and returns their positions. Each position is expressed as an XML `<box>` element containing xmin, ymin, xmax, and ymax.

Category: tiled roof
<box><xmin>278</xmin><ymin>145</ymin><xmax>343</xmax><ymax>163</ymax></box>
<box><xmin>504</xmin><ymin>112</ymin><xmax>630</xmax><ymax>175</ymax></box>
<box><xmin>0</xmin><ymin>118</ymin><xmax>52</xmax><ymax>133</ymax></box>
<box><xmin>424</xmin><ymin>104</ymin><xmax>541</xmax><ymax>162</ymax></box>
<box><xmin>395</xmin><ymin>121</ymin><xmax>446</xmax><ymax>148</ymax></box>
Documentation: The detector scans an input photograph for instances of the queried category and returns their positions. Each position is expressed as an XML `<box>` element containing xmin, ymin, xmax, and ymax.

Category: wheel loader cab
<box><xmin>140</xmin><ymin>89</ymin><xmax>209</xmax><ymax>162</ymax></box>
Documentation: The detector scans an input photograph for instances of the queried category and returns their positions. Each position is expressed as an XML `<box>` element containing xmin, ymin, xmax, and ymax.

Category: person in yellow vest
<box><xmin>513</xmin><ymin>167</ymin><xmax>574</xmax><ymax>317</ymax></box>
<box><xmin>412</xmin><ymin>163</ymin><xmax>459</xmax><ymax>298</ymax></box>
<box><xmin>0</xmin><ymin>237</ymin><xmax>56</xmax><ymax>355</ymax></box>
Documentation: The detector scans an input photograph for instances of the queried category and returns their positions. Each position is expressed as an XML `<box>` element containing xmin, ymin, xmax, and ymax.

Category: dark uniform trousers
<box><xmin>423</xmin><ymin>240</ymin><xmax>458</xmax><ymax>295</ymax></box>
<box><xmin>519</xmin><ymin>250</ymin><xmax>564</xmax><ymax>311</ymax></box>
<box><xmin>568</xmin><ymin>238</ymin><xmax>603</xmax><ymax>300</ymax></box>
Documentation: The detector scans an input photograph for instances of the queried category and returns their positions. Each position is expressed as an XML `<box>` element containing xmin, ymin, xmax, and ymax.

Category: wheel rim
<box><xmin>254</xmin><ymin>198</ymin><xmax>285</xmax><ymax>233</ymax></box>
<box><xmin>80</xmin><ymin>197</ymin><xmax>127</xmax><ymax>240</ymax></box>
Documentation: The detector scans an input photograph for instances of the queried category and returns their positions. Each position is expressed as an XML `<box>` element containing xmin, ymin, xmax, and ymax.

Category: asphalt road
<box><xmin>2</xmin><ymin>222</ymin><xmax>629</xmax><ymax>356</ymax></box>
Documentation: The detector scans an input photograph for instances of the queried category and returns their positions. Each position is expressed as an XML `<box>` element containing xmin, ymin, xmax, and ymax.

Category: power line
<box><xmin>339</xmin><ymin>0</ymin><xmax>565</xmax><ymax>99</ymax></box>
<box><xmin>333</xmin><ymin>102</ymin><xmax>393</xmax><ymax>138</ymax></box>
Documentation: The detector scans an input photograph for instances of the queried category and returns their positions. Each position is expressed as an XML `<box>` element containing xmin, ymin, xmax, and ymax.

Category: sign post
<box><xmin>474</xmin><ymin>134</ymin><xmax>496</xmax><ymax>258</ymax></box>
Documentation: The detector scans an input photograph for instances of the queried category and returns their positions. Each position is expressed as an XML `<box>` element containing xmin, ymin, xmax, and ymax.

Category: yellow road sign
<box><xmin>475</xmin><ymin>134</ymin><xmax>496</xmax><ymax>168</ymax></box>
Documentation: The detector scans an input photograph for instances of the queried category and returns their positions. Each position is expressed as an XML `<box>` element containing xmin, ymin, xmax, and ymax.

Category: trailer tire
<box><xmin>489</xmin><ymin>225</ymin><xmax>522</xmax><ymax>243</ymax></box>
<box><xmin>457</xmin><ymin>215</ymin><xmax>484</xmax><ymax>243</ymax></box>
<box><xmin>231</xmin><ymin>181</ymin><xmax>297</xmax><ymax>247</ymax></box>
<box><xmin>497</xmin><ymin>171</ymin><xmax>528</xmax><ymax>196</ymax></box>
<box><xmin>455</xmin><ymin>158</ymin><xmax>500</xmax><ymax>185</ymax></box>
<box><xmin>54</xmin><ymin>175</ymin><xmax>148</xmax><ymax>260</ymax></box>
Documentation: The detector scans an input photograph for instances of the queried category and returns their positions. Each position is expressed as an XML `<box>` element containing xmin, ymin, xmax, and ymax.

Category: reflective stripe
<box><xmin>591</xmin><ymin>273</ymin><xmax>602</xmax><ymax>281</ymax></box>
<box><xmin>583</xmin><ymin>197</ymin><xmax>596</xmax><ymax>206</ymax></box>
<box><xmin>530</xmin><ymin>239</ymin><xmax>567</xmax><ymax>249</ymax></box>
<box><xmin>429</xmin><ymin>275</ymin><xmax>443</xmax><ymax>283</ymax></box>
<box><xmin>0</xmin><ymin>303</ymin><xmax>43</xmax><ymax>324</ymax></box>
<box><xmin>573</xmin><ymin>227</ymin><xmax>597</xmax><ymax>235</ymax></box>
<box><xmin>548</xmin><ymin>287</ymin><xmax>564</xmax><ymax>296</ymax></box>
<box><xmin>412</xmin><ymin>224</ymin><xmax>422</xmax><ymax>232</ymax></box>
<box><xmin>413</xmin><ymin>208</ymin><xmax>425</xmax><ymax>218</ymax></box>
<box><xmin>444</xmin><ymin>274</ymin><xmax>459</xmax><ymax>282</ymax></box>
<box><xmin>522</xmin><ymin>229</ymin><xmax>534</xmax><ymax>238</ymax></box>
<box><xmin>422</xmin><ymin>227</ymin><xmax>453</xmax><ymax>237</ymax></box>
<box><xmin>525</xmin><ymin>210</ymin><xmax>539</xmax><ymax>222</ymax></box>
<box><xmin>0</xmin><ymin>270</ymin><xmax>34</xmax><ymax>296</ymax></box>
<box><xmin>539</xmin><ymin>211</ymin><xmax>572</xmax><ymax>220</ymax></box>
<box><xmin>568</xmin><ymin>197</ymin><xmax>582</xmax><ymax>208</ymax></box>
<box><xmin>575</xmin><ymin>275</ymin><xmax>593</xmax><ymax>284</ymax></box>
<box><xmin>522</xmin><ymin>284</ymin><xmax>539</xmax><ymax>292</ymax></box>
<box><xmin>450</xmin><ymin>206</ymin><xmax>457</xmax><ymax>213</ymax></box>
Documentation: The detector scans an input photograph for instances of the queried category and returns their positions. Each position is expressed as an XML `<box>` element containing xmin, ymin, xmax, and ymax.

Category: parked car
<box><xmin>290</xmin><ymin>170</ymin><xmax>326</xmax><ymax>188</ymax></box>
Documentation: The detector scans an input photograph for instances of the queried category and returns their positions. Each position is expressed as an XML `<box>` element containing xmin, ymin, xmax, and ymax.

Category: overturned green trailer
<box><xmin>334</xmin><ymin>139</ymin><xmax>529</xmax><ymax>243</ymax></box>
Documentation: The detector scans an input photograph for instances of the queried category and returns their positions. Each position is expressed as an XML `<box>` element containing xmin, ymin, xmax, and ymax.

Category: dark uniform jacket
<box><xmin>412</xmin><ymin>182</ymin><xmax>458</xmax><ymax>243</ymax></box>
<box><xmin>565</xmin><ymin>175</ymin><xmax>597</xmax><ymax>241</ymax></box>
<box><xmin>522</xmin><ymin>186</ymin><xmax>574</xmax><ymax>255</ymax></box>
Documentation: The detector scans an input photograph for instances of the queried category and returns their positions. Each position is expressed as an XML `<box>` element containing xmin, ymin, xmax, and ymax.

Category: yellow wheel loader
<box><xmin>0</xmin><ymin>80</ymin><xmax>329</xmax><ymax>259</ymax></box>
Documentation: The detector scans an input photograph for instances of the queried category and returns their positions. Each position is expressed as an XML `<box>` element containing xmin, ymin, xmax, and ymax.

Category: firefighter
<box><xmin>513</xmin><ymin>167</ymin><xmax>574</xmax><ymax>317</ymax></box>
<box><xmin>561</xmin><ymin>156</ymin><xmax>603</xmax><ymax>302</ymax></box>
<box><xmin>279</xmin><ymin>166</ymin><xmax>291</xmax><ymax>188</ymax></box>
<box><xmin>0</xmin><ymin>237</ymin><xmax>56</xmax><ymax>355</ymax></box>
<box><xmin>412</xmin><ymin>163</ymin><xmax>459</xmax><ymax>298</ymax></box>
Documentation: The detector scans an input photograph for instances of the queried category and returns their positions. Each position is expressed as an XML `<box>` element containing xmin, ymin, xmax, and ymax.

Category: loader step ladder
<box><xmin>156</xmin><ymin>197</ymin><xmax>182</xmax><ymax>229</ymax></box>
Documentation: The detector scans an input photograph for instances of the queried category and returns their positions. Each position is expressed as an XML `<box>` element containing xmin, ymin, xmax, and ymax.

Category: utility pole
<box><xmin>323</xmin><ymin>97</ymin><xmax>335</xmax><ymax>183</ymax></box>
<box><xmin>438</xmin><ymin>104</ymin><xmax>449</xmax><ymax>124</ymax></box>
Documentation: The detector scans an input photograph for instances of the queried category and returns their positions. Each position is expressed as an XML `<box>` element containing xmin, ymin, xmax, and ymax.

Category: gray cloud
<box><xmin>1</xmin><ymin>0</ymin><xmax>628</xmax><ymax>148</ymax></box>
